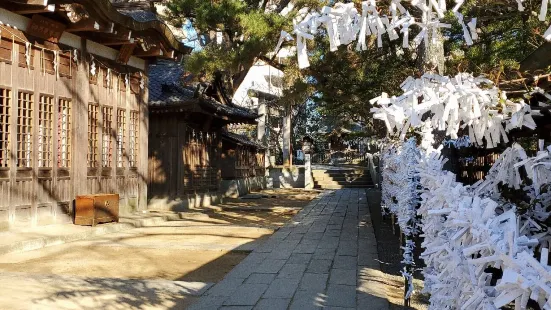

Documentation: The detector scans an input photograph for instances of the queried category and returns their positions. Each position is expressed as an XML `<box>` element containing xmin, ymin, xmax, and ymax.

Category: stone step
<box><xmin>314</xmin><ymin>180</ymin><xmax>373</xmax><ymax>186</ymax></box>
<box><xmin>312</xmin><ymin>169</ymin><xmax>369</xmax><ymax>174</ymax></box>
<box><xmin>314</xmin><ymin>184</ymin><xmax>374</xmax><ymax>189</ymax></box>
<box><xmin>312</xmin><ymin>173</ymin><xmax>368</xmax><ymax>177</ymax></box>
<box><xmin>312</xmin><ymin>175</ymin><xmax>372</xmax><ymax>182</ymax></box>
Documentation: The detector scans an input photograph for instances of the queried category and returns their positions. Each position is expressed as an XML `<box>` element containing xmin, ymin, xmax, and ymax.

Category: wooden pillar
<box><xmin>74</xmin><ymin>38</ymin><xmax>89</xmax><ymax>203</ymax></box>
<box><xmin>138</xmin><ymin>69</ymin><xmax>149</xmax><ymax>211</ymax></box>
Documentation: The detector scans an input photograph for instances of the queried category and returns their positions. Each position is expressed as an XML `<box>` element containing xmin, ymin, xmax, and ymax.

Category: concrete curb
<box><xmin>0</xmin><ymin>214</ymin><xmax>178</xmax><ymax>256</ymax></box>
<box><xmin>0</xmin><ymin>222</ymin><xmax>135</xmax><ymax>256</ymax></box>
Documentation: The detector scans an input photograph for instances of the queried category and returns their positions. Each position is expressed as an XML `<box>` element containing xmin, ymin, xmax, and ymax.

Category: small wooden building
<box><xmin>221</xmin><ymin>130</ymin><xmax>265</xmax><ymax>180</ymax></box>
<box><xmin>0</xmin><ymin>1</ymin><xmax>189</xmax><ymax>228</ymax></box>
<box><xmin>147</xmin><ymin>60</ymin><xmax>263</xmax><ymax>209</ymax></box>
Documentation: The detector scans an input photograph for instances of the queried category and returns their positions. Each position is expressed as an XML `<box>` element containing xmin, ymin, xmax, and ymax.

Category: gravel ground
<box><xmin>366</xmin><ymin>189</ymin><xmax>429</xmax><ymax>310</ymax></box>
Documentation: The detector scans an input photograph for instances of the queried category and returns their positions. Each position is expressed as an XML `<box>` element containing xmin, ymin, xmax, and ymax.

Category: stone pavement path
<box><xmin>189</xmin><ymin>189</ymin><xmax>390</xmax><ymax>310</ymax></box>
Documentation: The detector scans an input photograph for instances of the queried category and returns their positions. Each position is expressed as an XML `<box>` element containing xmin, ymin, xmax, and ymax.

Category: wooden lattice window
<box><xmin>57</xmin><ymin>98</ymin><xmax>71</xmax><ymax>168</ymax></box>
<box><xmin>116</xmin><ymin>109</ymin><xmax>126</xmax><ymax>168</ymax></box>
<box><xmin>0</xmin><ymin>88</ymin><xmax>11</xmax><ymax>168</ymax></box>
<box><xmin>87</xmin><ymin>104</ymin><xmax>99</xmax><ymax>168</ymax></box>
<box><xmin>17</xmin><ymin>92</ymin><xmax>33</xmax><ymax>168</ymax></box>
<box><xmin>37</xmin><ymin>95</ymin><xmax>53</xmax><ymax>168</ymax></box>
<box><xmin>129</xmin><ymin>111</ymin><xmax>138</xmax><ymax>167</ymax></box>
<box><xmin>101</xmin><ymin>106</ymin><xmax>113</xmax><ymax>168</ymax></box>
<box><xmin>18</xmin><ymin>43</ymin><xmax>34</xmax><ymax>69</ymax></box>
<box><xmin>0</xmin><ymin>37</ymin><xmax>12</xmax><ymax>62</ymax></box>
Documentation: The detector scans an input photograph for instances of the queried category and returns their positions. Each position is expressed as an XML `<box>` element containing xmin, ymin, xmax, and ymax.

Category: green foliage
<box><xmin>443</xmin><ymin>1</ymin><xmax>549</xmax><ymax>79</ymax></box>
<box><xmin>166</xmin><ymin>0</ymin><xmax>291</xmax><ymax>83</ymax></box>
<box><xmin>165</xmin><ymin>0</ymin><xmax>551</xmax><ymax>143</ymax></box>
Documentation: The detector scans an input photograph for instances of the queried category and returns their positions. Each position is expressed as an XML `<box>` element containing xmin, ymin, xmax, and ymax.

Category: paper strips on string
<box><xmin>280</xmin><ymin>0</ymin><xmax>551</xmax><ymax>69</ymax></box>
<box><xmin>370</xmin><ymin>73</ymin><xmax>539</xmax><ymax>149</ymax></box>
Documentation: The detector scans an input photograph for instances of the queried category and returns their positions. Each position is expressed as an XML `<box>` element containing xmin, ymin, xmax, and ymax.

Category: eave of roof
<box><xmin>150</xmin><ymin>94</ymin><xmax>259</xmax><ymax>123</ymax></box>
<box><xmin>199</xmin><ymin>97</ymin><xmax>259</xmax><ymax>122</ymax></box>
<box><xmin>6</xmin><ymin>0</ymin><xmax>191</xmax><ymax>55</ymax></box>
<box><xmin>148</xmin><ymin>60</ymin><xmax>259</xmax><ymax>123</ymax></box>
<box><xmin>221</xmin><ymin>130</ymin><xmax>266</xmax><ymax>150</ymax></box>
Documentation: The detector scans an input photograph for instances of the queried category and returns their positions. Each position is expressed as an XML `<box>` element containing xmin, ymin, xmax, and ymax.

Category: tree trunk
<box><xmin>416</xmin><ymin>11</ymin><xmax>445</xmax><ymax>75</ymax></box>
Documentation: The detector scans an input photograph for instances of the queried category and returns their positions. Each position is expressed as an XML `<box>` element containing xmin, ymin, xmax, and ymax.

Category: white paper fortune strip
<box><xmin>277</xmin><ymin>0</ymin><xmax>551</xmax><ymax>69</ymax></box>
<box><xmin>370</xmin><ymin>72</ymin><xmax>537</xmax><ymax>149</ymax></box>
<box><xmin>380</xmin><ymin>142</ymin><xmax>551</xmax><ymax>309</ymax></box>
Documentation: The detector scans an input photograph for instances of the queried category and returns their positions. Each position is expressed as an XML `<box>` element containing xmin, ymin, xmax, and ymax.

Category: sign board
<box><xmin>27</xmin><ymin>15</ymin><xmax>66</xmax><ymax>43</ymax></box>
<box><xmin>116</xmin><ymin>43</ymin><xmax>137</xmax><ymax>64</ymax></box>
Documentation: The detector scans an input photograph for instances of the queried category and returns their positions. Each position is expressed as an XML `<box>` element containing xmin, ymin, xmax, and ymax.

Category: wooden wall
<box><xmin>0</xmin><ymin>36</ymin><xmax>148</xmax><ymax>228</ymax></box>
<box><xmin>220</xmin><ymin>142</ymin><xmax>265</xmax><ymax>180</ymax></box>
<box><xmin>148</xmin><ymin>113</ymin><xmax>220</xmax><ymax>200</ymax></box>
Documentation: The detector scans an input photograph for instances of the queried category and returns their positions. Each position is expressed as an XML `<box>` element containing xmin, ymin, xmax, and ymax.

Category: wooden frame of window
<box><xmin>101</xmin><ymin>106</ymin><xmax>113</xmax><ymax>168</ymax></box>
<box><xmin>119</xmin><ymin>74</ymin><xmax>127</xmax><ymax>93</ymax></box>
<box><xmin>18</xmin><ymin>43</ymin><xmax>35</xmax><ymax>69</ymax></box>
<box><xmin>59</xmin><ymin>51</ymin><xmax>73</xmax><ymax>78</ymax></box>
<box><xmin>87</xmin><ymin>103</ymin><xmax>99</xmax><ymax>168</ymax></box>
<box><xmin>17</xmin><ymin>91</ymin><xmax>33</xmax><ymax>168</ymax></box>
<box><xmin>129</xmin><ymin>111</ymin><xmax>139</xmax><ymax>168</ymax></box>
<box><xmin>89</xmin><ymin>63</ymin><xmax>98</xmax><ymax>85</ymax></box>
<box><xmin>41</xmin><ymin>50</ymin><xmax>55</xmax><ymax>75</ymax></box>
<box><xmin>130</xmin><ymin>73</ymin><xmax>141</xmax><ymax>95</ymax></box>
<box><xmin>0</xmin><ymin>87</ymin><xmax>12</xmax><ymax>172</ymax></box>
<box><xmin>0</xmin><ymin>37</ymin><xmax>13</xmax><ymax>63</ymax></box>
<box><xmin>57</xmin><ymin>98</ymin><xmax>71</xmax><ymax>168</ymax></box>
<box><xmin>116</xmin><ymin>109</ymin><xmax>126</xmax><ymax>169</ymax></box>
<box><xmin>102</xmin><ymin>68</ymin><xmax>113</xmax><ymax>89</ymax></box>
<box><xmin>37</xmin><ymin>94</ymin><xmax>53</xmax><ymax>168</ymax></box>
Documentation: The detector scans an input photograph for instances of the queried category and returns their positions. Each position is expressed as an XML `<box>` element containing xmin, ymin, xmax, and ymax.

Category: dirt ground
<box><xmin>199</xmin><ymin>188</ymin><xmax>320</xmax><ymax>227</ymax></box>
<box><xmin>0</xmin><ymin>189</ymin><xmax>318</xmax><ymax>309</ymax></box>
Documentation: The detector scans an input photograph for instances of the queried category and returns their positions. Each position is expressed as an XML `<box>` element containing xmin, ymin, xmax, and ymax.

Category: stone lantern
<box><xmin>302</xmin><ymin>135</ymin><xmax>314</xmax><ymax>154</ymax></box>
<box><xmin>302</xmin><ymin>135</ymin><xmax>314</xmax><ymax>189</ymax></box>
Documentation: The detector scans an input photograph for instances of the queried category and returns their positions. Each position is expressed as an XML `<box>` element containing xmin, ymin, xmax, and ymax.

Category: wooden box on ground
<box><xmin>74</xmin><ymin>194</ymin><xmax>119</xmax><ymax>226</ymax></box>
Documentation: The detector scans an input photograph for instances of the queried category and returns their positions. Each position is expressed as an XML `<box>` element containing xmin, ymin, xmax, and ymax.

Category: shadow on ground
<box><xmin>366</xmin><ymin>189</ymin><xmax>430</xmax><ymax>310</ymax></box>
<box><xmin>0</xmin><ymin>189</ymin><xmax>319</xmax><ymax>310</ymax></box>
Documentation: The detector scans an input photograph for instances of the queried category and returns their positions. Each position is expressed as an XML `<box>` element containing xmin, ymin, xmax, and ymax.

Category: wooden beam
<box><xmin>112</xmin><ymin>25</ymin><xmax>132</xmax><ymax>42</ymax></box>
<box><xmin>88</xmin><ymin>25</ymin><xmax>133</xmax><ymax>46</ymax></box>
<box><xmin>116</xmin><ymin>43</ymin><xmax>137</xmax><ymax>64</ymax></box>
<box><xmin>159</xmin><ymin>42</ymin><xmax>175</xmax><ymax>59</ymax></box>
<box><xmin>9</xmin><ymin>3</ymin><xmax>55</xmax><ymax>14</ymax></box>
<box><xmin>8</xmin><ymin>0</ymin><xmax>49</xmax><ymax>5</ymax></box>
<box><xmin>66</xmin><ymin>18</ymin><xmax>114</xmax><ymax>33</ymax></box>
<box><xmin>133</xmin><ymin>45</ymin><xmax>164</xmax><ymax>58</ymax></box>
<box><xmin>93</xmin><ymin>37</ymin><xmax>135</xmax><ymax>46</ymax></box>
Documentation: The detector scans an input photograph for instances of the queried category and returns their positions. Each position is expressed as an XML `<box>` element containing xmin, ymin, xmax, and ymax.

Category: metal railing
<box><xmin>311</xmin><ymin>151</ymin><xmax>367</xmax><ymax>165</ymax></box>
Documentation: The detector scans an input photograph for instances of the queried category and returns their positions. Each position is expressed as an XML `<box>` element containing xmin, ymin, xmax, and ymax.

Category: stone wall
<box><xmin>219</xmin><ymin>176</ymin><xmax>266</xmax><ymax>198</ymax></box>
<box><xmin>268</xmin><ymin>167</ymin><xmax>305</xmax><ymax>188</ymax></box>
<box><xmin>147</xmin><ymin>192</ymin><xmax>224</xmax><ymax>212</ymax></box>
<box><xmin>148</xmin><ymin>176</ymin><xmax>266</xmax><ymax>211</ymax></box>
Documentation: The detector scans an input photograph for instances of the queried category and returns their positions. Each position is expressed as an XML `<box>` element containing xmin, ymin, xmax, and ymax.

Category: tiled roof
<box><xmin>148</xmin><ymin>60</ymin><xmax>259</xmax><ymax>121</ymax></box>
<box><xmin>117</xmin><ymin>9</ymin><xmax>159</xmax><ymax>22</ymax></box>
<box><xmin>199</xmin><ymin>97</ymin><xmax>260</xmax><ymax>120</ymax></box>
<box><xmin>148</xmin><ymin>60</ymin><xmax>194</xmax><ymax>105</ymax></box>
<box><xmin>221</xmin><ymin>130</ymin><xmax>266</xmax><ymax>150</ymax></box>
